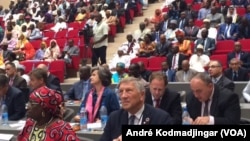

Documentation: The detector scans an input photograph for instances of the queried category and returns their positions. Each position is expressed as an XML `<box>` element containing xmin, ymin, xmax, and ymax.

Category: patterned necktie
<box><xmin>129</xmin><ymin>115</ymin><xmax>136</xmax><ymax>125</ymax></box>
<box><xmin>9</xmin><ymin>78</ymin><xmax>14</xmax><ymax>86</ymax></box>
<box><xmin>155</xmin><ymin>99</ymin><xmax>160</xmax><ymax>108</ymax></box>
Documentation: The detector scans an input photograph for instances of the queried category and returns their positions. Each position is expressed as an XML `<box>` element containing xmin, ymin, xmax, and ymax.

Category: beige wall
<box><xmin>2</xmin><ymin>0</ymin><xmax>12</xmax><ymax>9</ymax></box>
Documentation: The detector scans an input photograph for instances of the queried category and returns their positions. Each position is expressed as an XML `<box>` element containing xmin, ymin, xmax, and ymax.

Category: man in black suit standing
<box><xmin>145</xmin><ymin>72</ymin><xmax>182</xmax><ymax>124</ymax></box>
<box><xmin>224</xmin><ymin>58</ymin><xmax>249</xmax><ymax>81</ymax></box>
<box><xmin>208</xmin><ymin>60</ymin><xmax>235</xmax><ymax>91</ymax></box>
<box><xmin>167</xmin><ymin>44</ymin><xmax>188</xmax><ymax>72</ymax></box>
<box><xmin>0</xmin><ymin>74</ymin><xmax>26</xmax><ymax>120</ymax></box>
<box><xmin>186</xmin><ymin>73</ymin><xmax>240</xmax><ymax>125</ymax></box>
<box><xmin>227</xmin><ymin>41</ymin><xmax>250</xmax><ymax>71</ymax></box>
<box><xmin>100</xmin><ymin>77</ymin><xmax>173</xmax><ymax>141</ymax></box>
<box><xmin>36</xmin><ymin>64</ymin><xmax>62</xmax><ymax>93</ymax></box>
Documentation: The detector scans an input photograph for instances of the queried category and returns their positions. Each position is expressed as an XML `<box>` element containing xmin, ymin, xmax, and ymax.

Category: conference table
<box><xmin>0</xmin><ymin>103</ymin><xmax>249</xmax><ymax>141</ymax></box>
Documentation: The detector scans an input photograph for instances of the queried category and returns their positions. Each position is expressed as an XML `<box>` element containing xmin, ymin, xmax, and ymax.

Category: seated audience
<box><xmin>217</xmin><ymin>16</ymin><xmax>239</xmax><ymax>41</ymax></box>
<box><xmin>224</xmin><ymin>58</ymin><xmax>249</xmax><ymax>81</ymax></box>
<box><xmin>227</xmin><ymin>41</ymin><xmax>250</xmax><ymax>71</ymax></box>
<box><xmin>13</xmin><ymin>34</ymin><xmax>35</xmax><ymax>60</ymax></box>
<box><xmin>208</xmin><ymin>60</ymin><xmax>235</xmax><ymax>91</ymax></box>
<box><xmin>0</xmin><ymin>42</ymin><xmax>11</xmax><ymax>61</ymax></box>
<box><xmin>74</xmin><ymin>66</ymin><xmax>120</xmax><ymax>123</ymax></box>
<box><xmin>145</xmin><ymin>72</ymin><xmax>182</xmax><ymax>124</ymax></box>
<box><xmin>36</xmin><ymin>64</ymin><xmax>62</xmax><ymax>94</ymax></box>
<box><xmin>196</xmin><ymin>19</ymin><xmax>218</xmax><ymax>40</ymax></box>
<box><xmin>189</xmin><ymin>44</ymin><xmax>210</xmax><ymax>72</ymax></box>
<box><xmin>26</xmin><ymin>24</ymin><xmax>43</xmax><ymax>40</ymax></box>
<box><xmin>186</xmin><ymin>73</ymin><xmax>240</xmax><ymax>124</ymax></box>
<box><xmin>175</xmin><ymin>30</ymin><xmax>192</xmax><ymax>57</ymax></box>
<box><xmin>138</xmin><ymin>61</ymin><xmax>152</xmax><ymax>82</ymax></box>
<box><xmin>128</xmin><ymin>63</ymin><xmax>149</xmax><ymax>87</ymax></box>
<box><xmin>17</xmin><ymin>86</ymin><xmax>80</xmax><ymax>140</ymax></box>
<box><xmin>5</xmin><ymin>62</ymin><xmax>27</xmax><ymax>89</ymax></box>
<box><xmin>64</xmin><ymin>66</ymin><xmax>92</xmax><ymax>101</ymax></box>
<box><xmin>183</xmin><ymin>19</ymin><xmax>199</xmax><ymax>41</ymax></box>
<box><xmin>33</xmin><ymin>41</ymin><xmax>47</xmax><ymax>60</ymax></box>
<box><xmin>61</xmin><ymin>39</ymin><xmax>80</xmax><ymax>64</ymax></box>
<box><xmin>175</xmin><ymin>60</ymin><xmax>198</xmax><ymax>82</ymax></box>
<box><xmin>119</xmin><ymin>34</ymin><xmax>140</xmax><ymax>59</ymax></box>
<box><xmin>111</xmin><ymin>62</ymin><xmax>128</xmax><ymax>84</ymax></box>
<box><xmin>103</xmin><ymin>10</ymin><xmax>118</xmax><ymax>26</ymax></box>
<box><xmin>100</xmin><ymin>77</ymin><xmax>173</xmax><ymax>141</ymax></box>
<box><xmin>194</xmin><ymin>28</ymin><xmax>216</xmax><ymax>56</ymax></box>
<box><xmin>0</xmin><ymin>74</ymin><xmax>26</xmax><ymax>120</ymax></box>
<box><xmin>109</xmin><ymin>49</ymin><xmax>130</xmax><ymax>71</ymax></box>
<box><xmin>137</xmin><ymin>33</ymin><xmax>156</xmax><ymax>57</ymax></box>
<box><xmin>161</xmin><ymin>61</ymin><xmax>175</xmax><ymax>82</ymax></box>
<box><xmin>133</xmin><ymin>22</ymin><xmax>151</xmax><ymax>42</ymax></box>
<box><xmin>154</xmin><ymin>34</ymin><xmax>171</xmax><ymax>56</ymax></box>
<box><xmin>43</xmin><ymin>39</ymin><xmax>61</xmax><ymax>61</ymax></box>
<box><xmin>50</xmin><ymin>16</ymin><xmax>67</xmax><ymax>32</ymax></box>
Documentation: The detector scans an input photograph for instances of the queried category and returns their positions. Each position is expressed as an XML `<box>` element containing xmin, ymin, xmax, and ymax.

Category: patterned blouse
<box><xmin>17</xmin><ymin>118</ymin><xmax>80</xmax><ymax>141</ymax></box>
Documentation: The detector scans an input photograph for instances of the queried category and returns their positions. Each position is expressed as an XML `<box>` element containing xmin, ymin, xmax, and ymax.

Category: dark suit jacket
<box><xmin>167</xmin><ymin>53</ymin><xmax>188</xmax><ymax>71</ymax></box>
<box><xmin>217</xmin><ymin>23</ymin><xmax>239</xmax><ymax>41</ymax></box>
<box><xmin>216</xmin><ymin>75</ymin><xmax>235</xmax><ymax>92</ymax></box>
<box><xmin>159</xmin><ymin>19</ymin><xmax>170</xmax><ymax>32</ymax></box>
<box><xmin>100</xmin><ymin>104</ymin><xmax>173</xmax><ymax>141</ymax></box>
<box><xmin>5</xmin><ymin>86</ymin><xmax>26</xmax><ymax>120</ymax></box>
<box><xmin>151</xmin><ymin>30</ymin><xmax>164</xmax><ymax>43</ymax></box>
<box><xmin>47</xmin><ymin>73</ymin><xmax>62</xmax><ymax>93</ymax></box>
<box><xmin>227</xmin><ymin>51</ymin><xmax>250</xmax><ymax>69</ymax></box>
<box><xmin>172</xmin><ymin>0</ymin><xmax>187</xmax><ymax>13</ymax></box>
<box><xmin>186</xmin><ymin>85</ymin><xmax>241</xmax><ymax>124</ymax></box>
<box><xmin>195</xmin><ymin>37</ymin><xmax>215</xmax><ymax>55</ymax></box>
<box><xmin>224</xmin><ymin>67</ymin><xmax>249</xmax><ymax>81</ymax></box>
<box><xmin>162</xmin><ymin>69</ymin><xmax>176</xmax><ymax>82</ymax></box>
<box><xmin>154</xmin><ymin>41</ymin><xmax>171</xmax><ymax>56</ymax></box>
<box><xmin>11</xmin><ymin>75</ymin><xmax>27</xmax><ymax>89</ymax></box>
<box><xmin>64</xmin><ymin>80</ymin><xmax>92</xmax><ymax>100</ymax></box>
<box><xmin>183</xmin><ymin>26</ymin><xmax>199</xmax><ymax>40</ymax></box>
<box><xmin>177</xmin><ymin>18</ymin><xmax>188</xmax><ymax>30</ymax></box>
<box><xmin>238</xmin><ymin>23</ymin><xmax>250</xmax><ymax>39</ymax></box>
<box><xmin>145</xmin><ymin>88</ymin><xmax>182</xmax><ymax>124</ymax></box>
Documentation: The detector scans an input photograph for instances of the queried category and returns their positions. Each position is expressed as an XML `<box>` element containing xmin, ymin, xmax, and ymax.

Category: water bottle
<box><xmin>99</xmin><ymin>104</ymin><xmax>108</xmax><ymax>129</ymax></box>
<box><xmin>1</xmin><ymin>103</ymin><xmax>8</xmax><ymax>125</ymax></box>
<box><xmin>79</xmin><ymin>107</ymin><xmax>88</xmax><ymax>131</ymax></box>
<box><xmin>182</xmin><ymin>106</ymin><xmax>191</xmax><ymax>125</ymax></box>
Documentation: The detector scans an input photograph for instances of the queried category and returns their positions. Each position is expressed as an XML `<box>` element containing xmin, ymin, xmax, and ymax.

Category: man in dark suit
<box><xmin>186</xmin><ymin>73</ymin><xmax>240</xmax><ymax>124</ymax></box>
<box><xmin>0</xmin><ymin>74</ymin><xmax>26</xmax><ymax>120</ymax></box>
<box><xmin>145</xmin><ymin>72</ymin><xmax>182</xmax><ymax>124</ymax></box>
<box><xmin>159</xmin><ymin>13</ymin><xmax>170</xmax><ymax>33</ymax></box>
<box><xmin>64</xmin><ymin>66</ymin><xmax>92</xmax><ymax>101</ymax></box>
<box><xmin>167</xmin><ymin>44</ymin><xmax>188</xmax><ymax>71</ymax></box>
<box><xmin>217</xmin><ymin>16</ymin><xmax>239</xmax><ymax>41</ymax></box>
<box><xmin>208</xmin><ymin>60</ymin><xmax>235</xmax><ymax>91</ymax></box>
<box><xmin>224</xmin><ymin>58</ymin><xmax>249</xmax><ymax>81</ymax></box>
<box><xmin>151</xmin><ymin>23</ymin><xmax>165</xmax><ymax>43</ymax></box>
<box><xmin>100</xmin><ymin>77</ymin><xmax>173</xmax><ymax>141</ymax></box>
<box><xmin>177</xmin><ymin>11</ymin><xmax>188</xmax><ymax>30</ymax></box>
<box><xmin>227</xmin><ymin>41</ymin><xmax>250</xmax><ymax>70</ymax></box>
<box><xmin>5</xmin><ymin>62</ymin><xmax>27</xmax><ymax>89</ymax></box>
<box><xmin>154</xmin><ymin>34</ymin><xmax>171</xmax><ymax>56</ymax></box>
<box><xmin>218</xmin><ymin>0</ymin><xmax>229</xmax><ymax>17</ymax></box>
<box><xmin>37</xmin><ymin>64</ymin><xmax>62</xmax><ymax>93</ymax></box>
<box><xmin>194</xmin><ymin>28</ymin><xmax>216</xmax><ymax>56</ymax></box>
<box><xmin>161</xmin><ymin>61</ymin><xmax>175</xmax><ymax>82</ymax></box>
<box><xmin>183</xmin><ymin>19</ymin><xmax>199</xmax><ymax>41</ymax></box>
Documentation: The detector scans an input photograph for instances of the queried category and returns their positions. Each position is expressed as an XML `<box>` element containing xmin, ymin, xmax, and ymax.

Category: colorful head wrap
<box><xmin>29</xmin><ymin>86</ymin><xmax>62</xmax><ymax>116</ymax></box>
<box><xmin>175</xmin><ymin>30</ymin><xmax>185</xmax><ymax>37</ymax></box>
<box><xmin>116</xmin><ymin>62</ymin><xmax>125</xmax><ymax>69</ymax></box>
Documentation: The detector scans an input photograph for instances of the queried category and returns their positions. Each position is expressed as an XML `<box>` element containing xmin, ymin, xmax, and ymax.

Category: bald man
<box><xmin>37</xmin><ymin>64</ymin><xmax>62</xmax><ymax>93</ymax></box>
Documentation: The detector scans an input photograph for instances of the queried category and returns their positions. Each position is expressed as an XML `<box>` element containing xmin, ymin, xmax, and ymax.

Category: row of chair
<box><xmin>20</xmin><ymin>60</ymin><xmax>66</xmax><ymax>82</ymax></box>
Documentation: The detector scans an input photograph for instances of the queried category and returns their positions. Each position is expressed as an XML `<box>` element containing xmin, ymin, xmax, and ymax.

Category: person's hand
<box><xmin>74</xmin><ymin>115</ymin><xmax>80</xmax><ymax>122</ymax></box>
<box><xmin>113</xmin><ymin>135</ymin><xmax>122</xmax><ymax>141</ymax></box>
<box><xmin>192</xmin><ymin>116</ymin><xmax>209</xmax><ymax>125</ymax></box>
